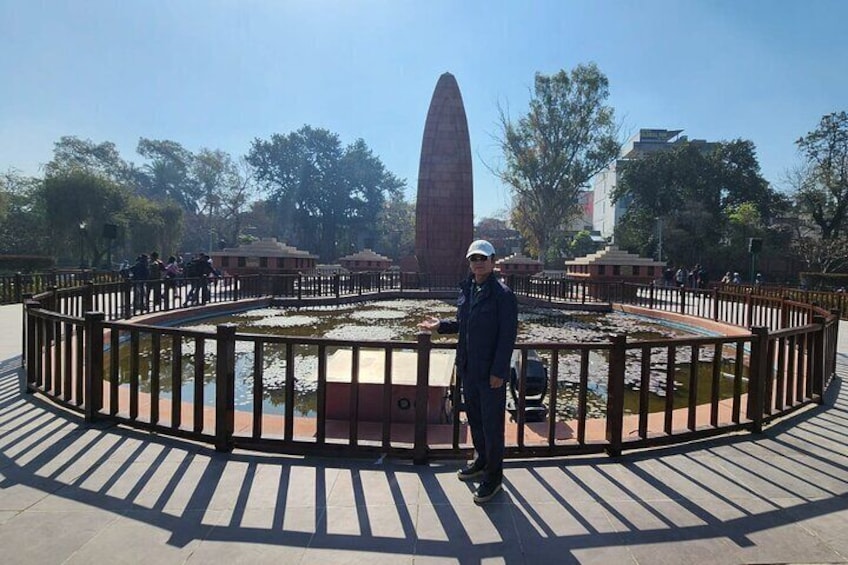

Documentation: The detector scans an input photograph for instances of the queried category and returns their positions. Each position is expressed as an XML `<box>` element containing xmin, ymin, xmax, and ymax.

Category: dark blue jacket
<box><xmin>438</xmin><ymin>274</ymin><xmax>518</xmax><ymax>381</ymax></box>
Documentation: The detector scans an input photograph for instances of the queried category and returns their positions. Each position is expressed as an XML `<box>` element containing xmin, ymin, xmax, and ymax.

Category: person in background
<box><xmin>417</xmin><ymin>239</ymin><xmax>518</xmax><ymax>504</ymax></box>
<box><xmin>147</xmin><ymin>251</ymin><xmax>164</xmax><ymax>306</ymax></box>
<box><xmin>163</xmin><ymin>255</ymin><xmax>182</xmax><ymax>304</ymax></box>
<box><xmin>129</xmin><ymin>254</ymin><xmax>149</xmax><ymax>313</ymax></box>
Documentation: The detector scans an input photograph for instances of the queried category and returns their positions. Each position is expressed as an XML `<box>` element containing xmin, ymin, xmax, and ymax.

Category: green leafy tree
<box><xmin>497</xmin><ymin>63</ymin><xmax>620</xmax><ymax>263</ymax></box>
<box><xmin>376</xmin><ymin>193</ymin><xmax>415</xmax><ymax>260</ymax></box>
<box><xmin>0</xmin><ymin>170</ymin><xmax>48</xmax><ymax>255</ymax></box>
<box><xmin>124</xmin><ymin>196</ymin><xmax>184</xmax><ymax>257</ymax></box>
<box><xmin>248</xmin><ymin>126</ymin><xmax>405</xmax><ymax>261</ymax></box>
<box><xmin>41</xmin><ymin>169</ymin><xmax>183</xmax><ymax>267</ymax></box>
<box><xmin>614</xmin><ymin>140</ymin><xmax>787</xmax><ymax>270</ymax></box>
<box><xmin>45</xmin><ymin>136</ymin><xmax>130</xmax><ymax>184</ymax></box>
<box><xmin>42</xmin><ymin>170</ymin><xmax>131</xmax><ymax>266</ymax></box>
<box><xmin>136</xmin><ymin>138</ymin><xmax>198</xmax><ymax>212</ymax></box>
<box><xmin>569</xmin><ymin>230</ymin><xmax>603</xmax><ymax>259</ymax></box>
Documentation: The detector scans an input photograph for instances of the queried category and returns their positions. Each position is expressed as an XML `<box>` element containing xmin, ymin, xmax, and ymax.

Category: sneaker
<box><xmin>456</xmin><ymin>461</ymin><xmax>486</xmax><ymax>482</ymax></box>
<box><xmin>473</xmin><ymin>481</ymin><xmax>502</xmax><ymax>504</ymax></box>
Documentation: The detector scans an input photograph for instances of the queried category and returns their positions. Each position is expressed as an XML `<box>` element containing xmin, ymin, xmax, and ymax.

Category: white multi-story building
<box><xmin>591</xmin><ymin>129</ymin><xmax>714</xmax><ymax>239</ymax></box>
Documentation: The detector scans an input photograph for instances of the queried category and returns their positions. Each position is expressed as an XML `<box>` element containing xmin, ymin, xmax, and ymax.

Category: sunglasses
<box><xmin>468</xmin><ymin>254</ymin><xmax>489</xmax><ymax>263</ymax></box>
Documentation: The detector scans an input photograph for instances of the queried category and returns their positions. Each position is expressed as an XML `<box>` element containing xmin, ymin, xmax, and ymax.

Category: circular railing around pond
<box><xmin>21</xmin><ymin>273</ymin><xmax>840</xmax><ymax>463</ymax></box>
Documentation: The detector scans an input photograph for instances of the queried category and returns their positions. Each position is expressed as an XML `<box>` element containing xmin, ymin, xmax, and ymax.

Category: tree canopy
<box><xmin>497</xmin><ymin>63</ymin><xmax>620</xmax><ymax>262</ymax></box>
<box><xmin>613</xmin><ymin>139</ymin><xmax>788</xmax><ymax>271</ymax></box>
<box><xmin>247</xmin><ymin>126</ymin><xmax>405</xmax><ymax>261</ymax></box>
<box><xmin>794</xmin><ymin>111</ymin><xmax>848</xmax><ymax>238</ymax></box>
<box><xmin>790</xmin><ymin>111</ymin><xmax>848</xmax><ymax>272</ymax></box>
<box><xmin>6</xmin><ymin>128</ymin><xmax>410</xmax><ymax>267</ymax></box>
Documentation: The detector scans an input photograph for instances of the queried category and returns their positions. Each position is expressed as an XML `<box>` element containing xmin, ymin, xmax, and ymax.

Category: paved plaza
<box><xmin>0</xmin><ymin>303</ymin><xmax>846</xmax><ymax>564</ymax></box>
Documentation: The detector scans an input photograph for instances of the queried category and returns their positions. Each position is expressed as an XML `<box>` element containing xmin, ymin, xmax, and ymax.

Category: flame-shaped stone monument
<box><xmin>415</xmin><ymin>72</ymin><xmax>474</xmax><ymax>282</ymax></box>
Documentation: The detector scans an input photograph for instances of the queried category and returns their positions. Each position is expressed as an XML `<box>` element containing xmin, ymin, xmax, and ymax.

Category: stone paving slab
<box><xmin>1</xmin><ymin>303</ymin><xmax>848</xmax><ymax>564</ymax></box>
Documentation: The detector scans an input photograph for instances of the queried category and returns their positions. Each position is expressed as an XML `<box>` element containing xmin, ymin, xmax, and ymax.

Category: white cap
<box><xmin>466</xmin><ymin>239</ymin><xmax>496</xmax><ymax>258</ymax></box>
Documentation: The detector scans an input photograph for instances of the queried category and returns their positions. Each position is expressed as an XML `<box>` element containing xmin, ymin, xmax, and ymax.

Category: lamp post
<box><xmin>656</xmin><ymin>216</ymin><xmax>663</xmax><ymax>262</ymax></box>
<box><xmin>78</xmin><ymin>221</ymin><xmax>87</xmax><ymax>269</ymax></box>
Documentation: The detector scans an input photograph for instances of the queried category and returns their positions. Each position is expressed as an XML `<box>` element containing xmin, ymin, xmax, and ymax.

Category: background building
<box><xmin>210</xmin><ymin>238</ymin><xmax>317</xmax><ymax>276</ymax></box>
<box><xmin>337</xmin><ymin>248</ymin><xmax>392</xmax><ymax>272</ymax></box>
<box><xmin>591</xmin><ymin>129</ymin><xmax>716</xmax><ymax>239</ymax></box>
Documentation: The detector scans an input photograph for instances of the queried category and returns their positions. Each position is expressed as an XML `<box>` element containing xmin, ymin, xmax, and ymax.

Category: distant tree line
<box><xmin>0</xmin><ymin>127</ymin><xmax>415</xmax><ymax>269</ymax></box>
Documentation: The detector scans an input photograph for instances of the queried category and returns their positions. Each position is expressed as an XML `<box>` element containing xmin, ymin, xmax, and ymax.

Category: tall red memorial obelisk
<box><xmin>415</xmin><ymin>72</ymin><xmax>474</xmax><ymax>283</ymax></box>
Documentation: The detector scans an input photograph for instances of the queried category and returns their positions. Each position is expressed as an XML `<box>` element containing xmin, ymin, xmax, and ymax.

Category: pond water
<box><xmin>116</xmin><ymin>299</ymin><xmax>741</xmax><ymax>421</ymax></box>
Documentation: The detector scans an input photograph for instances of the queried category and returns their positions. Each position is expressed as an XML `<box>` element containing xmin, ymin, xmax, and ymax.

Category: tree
<box><xmin>40</xmin><ymin>169</ymin><xmax>183</xmax><ymax>267</ymax></box>
<box><xmin>497</xmin><ymin>63</ymin><xmax>620</xmax><ymax>263</ymax></box>
<box><xmin>0</xmin><ymin>170</ymin><xmax>48</xmax><ymax>255</ymax></box>
<box><xmin>136</xmin><ymin>138</ymin><xmax>198</xmax><ymax>212</ymax></box>
<box><xmin>613</xmin><ymin>140</ymin><xmax>787</xmax><ymax>270</ymax></box>
<box><xmin>45</xmin><ymin>136</ymin><xmax>130</xmax><ymax>184</ymax></box>
<box><xmin>42</xmin><ymin>170</ymin><xmax>131</xmax><ymax>266</ymax></box>
<box><xmin>569</xmin><ymin>230</ymin><xmax>603</xmax><ymax>259</ymax></box>
<box><xmin>791</xmin><ymin>230</ymin><xmax>848</xmax><ymax>273</ymax></box>
<box><xmin>793</xmin><ymin>112</ymin><xmax>848</xmax><ymax>240</ymax></box>
<box><xmin>376</xmin><ymin>193</ymin><xmax>415</xmax><ymax>260</ymax></box>
<box><xmin>248</xmin><ymin>126</ymin><xmax>405</xmax><ymax>261</ymax></box>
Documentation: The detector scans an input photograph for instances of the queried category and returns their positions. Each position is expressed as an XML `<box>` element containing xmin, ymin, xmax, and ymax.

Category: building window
<box><xmin>221</xmin><ymin>257</ymin><xmax>230</xmax><ymax>267</ymax></box>
<box><xmin>613</xmin><ymin>265</ymin><xmax>620</xmax><ymax>276</ymax></box>
<box><xmin>648</xmin><ymin>267</ymin><xmax>654</xmax><ymax>276</ymax></box>
<box><xmin>238</xmin><ymin>257</ymin><xmax>246</xmax><ymax>267</ymax></box>
<box><xmin>598</xmin><ymin>265</ymin><xmax>606</xmax><ymax>275</ymax></box>
<box><xmin>277</xmin><ymin>258</ymin><xmax>285</xmax><ymax>268</ymax></box>
<box><xmin>633</xmin><ymin>266</ymin><xmax>640</xmax><ymax>275</ymax></box>
<box><xmin>260</xmin><ymin>257</ymin><xmax>268</xmax><ymax>268</ymax></box>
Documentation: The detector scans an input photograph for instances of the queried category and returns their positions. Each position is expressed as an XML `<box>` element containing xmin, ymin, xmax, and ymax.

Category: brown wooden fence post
<box><xmin>215</xmin><ymin>323</ymin><xmax>237</xmax><ymax>452</ymax></box>
<box><xmin>232</xmin><ymin>275</ymin><xmax>240</xmax><ymax>302</ymax></box>
<box><xmin>83</xmin><ymin>282</ymin><xmax>94</xmax><ymax>314</ymax></box>
<box><xmin>14</xmin><ymin>272</ymin><xmax>23</xmax><ymax>303</ymax></box>
<box><xmin>414</xmin><ymin>332</ymin><xmax>432</xmax><ymax>465</ymax></box>
<box><xmin>649</xmin><ymin>281</ymin><xmax>655</xmax><ymax>309</ymax></box>
<box><xmin>711</xmin><ymin>287</ymin><xmax>719</xmax><ymax>321</ymax></box>
<box><xmin>745</xmin><ymin>291</ymin><xmax>754</xmax><ymax>329</ymax></box>
<box><xmin>84</xmin><ymin>311</ymin><xmax>106</xmax><ymax>423</ymax></box>
<box><xmin>830</xmin><ymin>309</ymin><xmax>840</xmax><ymax>385</ymax></box>
<box><xmin>21</xmin><ymin>292</ymin><xmax>33</xmax><ymax>366</ymax></box>
<box><xmin>747</xmin><ymin>325</ymin><xmax>769</xmax><ymax>434</ymax></box>
<box><xmin>122</xmin><ymin>279</ymin><xmax>132</xmax><ymax>319</ymax></box>
<box><xmin>23</xmin><ymin>299</ymin><xmax>39</xmax><ymax>393</ymax></box>
<box><xmin>606</xmin><ymin>334</ymin><xmax>627</xmax><ymax>457</ymax></box>
<box><xmin>812</xmin><ymin>315</ymin><xmax>826</xmax><ymax>404</ymax></box>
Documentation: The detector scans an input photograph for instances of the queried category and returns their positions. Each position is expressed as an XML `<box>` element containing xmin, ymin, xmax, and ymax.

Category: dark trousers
<box><xmin>463</xmin><ymin>373</ymin><xmax>506</xmax><ymax>483</ymax></box>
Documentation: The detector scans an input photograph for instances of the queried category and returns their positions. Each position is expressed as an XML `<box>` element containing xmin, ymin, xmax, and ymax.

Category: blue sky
<box><xmin>2</xmin><ymin>0</ymin><xmax>847</xmax><ymax>220</ymax></box>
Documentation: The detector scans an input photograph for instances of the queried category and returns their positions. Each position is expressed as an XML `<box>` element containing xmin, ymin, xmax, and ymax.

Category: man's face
<box><xmin>468</xmin><ymin>254</ymin><xmax>494</xmax><ymax>278</ymax></box>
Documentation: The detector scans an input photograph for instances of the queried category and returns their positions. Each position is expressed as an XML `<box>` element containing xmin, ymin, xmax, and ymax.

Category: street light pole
<box><xmin>656</xmin><ymin>216</ymin><xmax>663</xmax><ymax>262</ymax></box>
<box><xmin>78</xmin><ymin>221</ymin><xmax>87</xmax><ymax>269</ymax></box>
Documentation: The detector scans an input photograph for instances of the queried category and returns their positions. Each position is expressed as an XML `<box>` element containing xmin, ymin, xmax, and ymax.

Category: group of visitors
<box><xmin>121</xmin><ymin>251</ymin><xmax>218</xmax><ymax>312</ymax></box>
<box><xmin>720</xmin><ymin>271</ymin><xmax>764</xmax><ymax>286</ymax></box>
<box><xmin>720</xmin><ymin>271</ymin><xmax>745</xmax><ymax>285</ymax></box>
<box><xmin>662</xmin><ymin>264</ymin><xmax>710</xmax><ymax>288</ymax></box>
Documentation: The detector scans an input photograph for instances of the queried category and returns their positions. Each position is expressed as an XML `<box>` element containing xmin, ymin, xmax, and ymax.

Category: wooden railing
<box><xmin>21</xmin><ymin>275</ymin><xmax>839</xmax><ymax>462</ymax></box>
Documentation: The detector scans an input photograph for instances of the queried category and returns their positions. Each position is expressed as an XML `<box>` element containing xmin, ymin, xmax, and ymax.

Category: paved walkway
<box><xmin>1</xmin><ymin>303</ymin><xmax>846</xmax><ymax>564</ymax></box>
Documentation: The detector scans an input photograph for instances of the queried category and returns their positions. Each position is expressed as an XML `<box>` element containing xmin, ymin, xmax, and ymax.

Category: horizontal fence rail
<box><xmin>21</xmin><ymin>273</ymin><xmax>840</xmax><ymax>462</ymax></box>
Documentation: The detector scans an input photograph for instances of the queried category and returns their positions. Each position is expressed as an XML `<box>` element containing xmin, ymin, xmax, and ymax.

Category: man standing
<box><xmin>418</xmin><ymin>239</ymin><xmax>518</xmax><ymax>503</ymax></box>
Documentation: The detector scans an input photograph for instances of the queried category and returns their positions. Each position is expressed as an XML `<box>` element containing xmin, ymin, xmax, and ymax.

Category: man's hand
<box><xmin>417</xmin><ymin>316</ymin><xmax>440</xmax><ymax>332</ymax></box>
<box><xmin>490</xmin><ymin>375</ymin><xmax>504</xmax><ymax>389</ymax></box>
